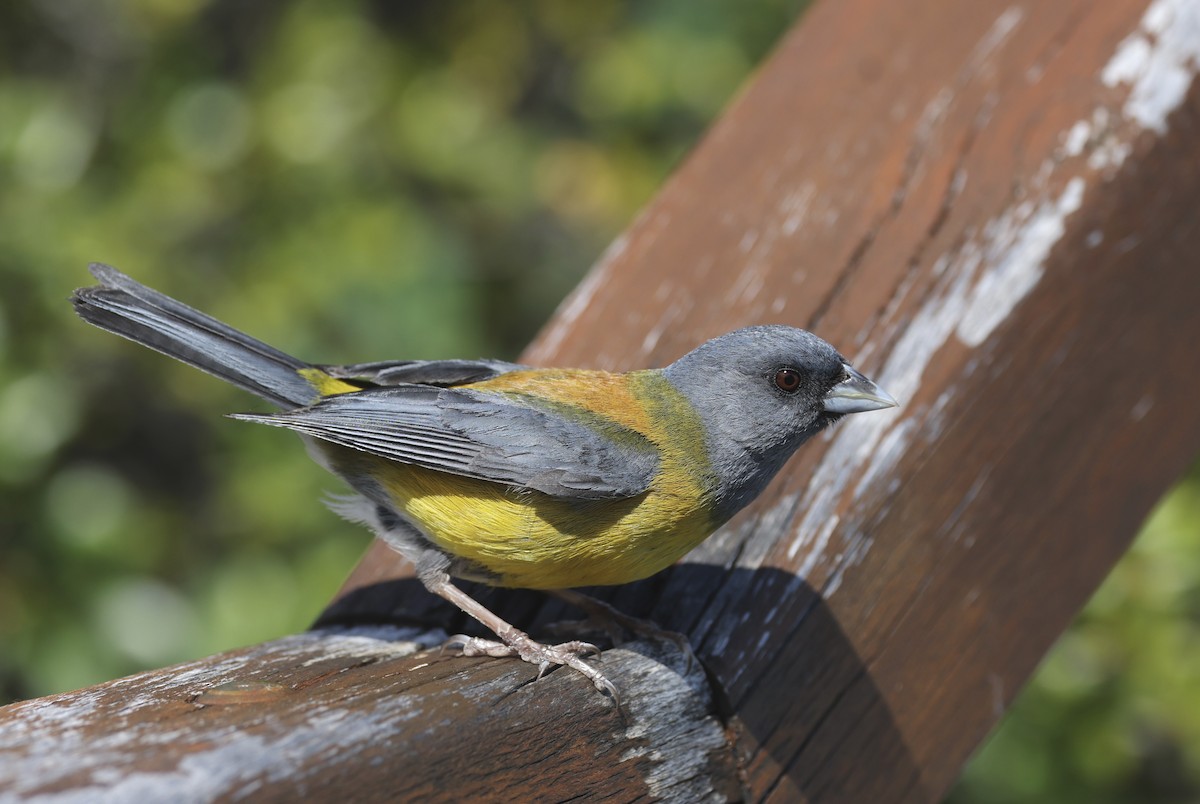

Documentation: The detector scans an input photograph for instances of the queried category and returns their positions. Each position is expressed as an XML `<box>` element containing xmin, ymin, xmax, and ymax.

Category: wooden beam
<box><xmin>4</xmin><ymin>0</ymin><xmax>1200</xmax><ymax>800</ymax></box>
<box><xmin>0</xmin><ymin>625</ymin><xmax>736</xmax><ymax>800</ymax></box>
<box><xmin>337</xmin><ymin>0</ymin><xmax>1200</xmax><ymax>798</ymax></box>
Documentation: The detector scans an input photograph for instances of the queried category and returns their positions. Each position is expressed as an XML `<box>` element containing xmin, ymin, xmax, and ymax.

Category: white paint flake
<box><xmin>970</xmin><ymin>7</ymin><xmax>1025</xmax><ymax>68</ymax></box>
<box><xmin>779</xmin><ymin>183</ymin><xmax>816</xmax><ymax>236</ymax></box>
<box><xmin>957</xmin><ymin>177</ymin><xmax>1085</xmax><ymax>346</ymax></box>
<box><xmin>1063</xmin><ymin>120</ymin><xmax>1091</xmax><ymax>157</ymax></box>
<box><xmin>1102</xmin><ymin>0</ymin><xmax>1200</xmax><ymax>134</ymax></box>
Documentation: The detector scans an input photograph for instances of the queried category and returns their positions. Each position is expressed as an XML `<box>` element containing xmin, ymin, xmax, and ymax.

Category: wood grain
<box><xmin>337</xmin><ymin>0</ymin><xmax>1200</xmax><ymax>799</ymax></box>
<box><xmin>4</xmin><ymin>0</ymin><xmax>1199</xmax><ymax>801</ymax></box>
<box><xmin>0</xmin><ymin>625</ymin><xmax>737</xmax><ymax>801</ymax></box>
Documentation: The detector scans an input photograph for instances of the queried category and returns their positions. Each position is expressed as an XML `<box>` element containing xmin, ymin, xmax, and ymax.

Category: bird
<box><xmin>72</xmin><ymin>262</ymin><xmax>897</xmax><ymax>699</ymax></box>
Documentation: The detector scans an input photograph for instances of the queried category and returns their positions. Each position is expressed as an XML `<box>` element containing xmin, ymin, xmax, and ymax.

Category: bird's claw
<box><xmin>442</xmin><ymin>632</ymin><xmax>619</xmax><ymax>706</ymax></box>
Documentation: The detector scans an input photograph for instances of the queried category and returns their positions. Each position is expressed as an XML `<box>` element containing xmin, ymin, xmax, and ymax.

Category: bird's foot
<box><xmin>444</xmin><ymin>632</ymin><xmax>618</xmax><ymax>702</ymax></box>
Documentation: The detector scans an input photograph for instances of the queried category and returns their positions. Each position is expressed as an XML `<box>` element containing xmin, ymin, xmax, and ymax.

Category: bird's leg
<box><xmin>546</xmin><ymin>589</ymin><xmax>694</xmax><ymax>668</ymax></box>
<box><xmin>369</xmin><ymin>518</ymin><xmax>619</xmax><ymax>701</ymax></box>
<box><xmin>415</xmin><ymin>560</ymin><xmax>619</xmax><ymax>702</ymax></box>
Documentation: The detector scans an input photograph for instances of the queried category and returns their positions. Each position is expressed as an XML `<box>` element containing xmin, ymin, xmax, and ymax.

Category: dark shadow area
<box><xmin>316</xmin><ymin>561</ymin><xmax>926</xmax><ymax>802</ymax></box>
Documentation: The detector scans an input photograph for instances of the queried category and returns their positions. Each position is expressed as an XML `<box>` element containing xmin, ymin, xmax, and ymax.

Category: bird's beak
<box><xmin>823</xmin><ymin>365</ymin><xmax>898</xmax><ymax>414</ymax></box>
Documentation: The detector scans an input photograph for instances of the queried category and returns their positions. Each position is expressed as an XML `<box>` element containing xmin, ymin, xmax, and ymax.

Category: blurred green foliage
<box><xmin>0</xmin><ymin>0</ymin><xmax>795</xmax><ymax>702</ymax></box>
<box><xmin>0</xmin><ymin>2</ymin><xmax>1197</xmax><ymax>802</ymax></box>
<box><xmin>0</xmin><ymin>0</ymin><xmax>801</xmax><ymax>705</ymax></box>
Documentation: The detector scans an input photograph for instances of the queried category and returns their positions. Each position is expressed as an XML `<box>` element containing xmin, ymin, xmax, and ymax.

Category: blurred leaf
<box><xmin>1</xmin><ymin>0</ymin><xmax>808</xmax><ymax>706</ymax></box>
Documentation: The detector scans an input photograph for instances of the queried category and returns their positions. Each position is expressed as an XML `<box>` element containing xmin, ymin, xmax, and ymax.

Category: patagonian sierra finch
<box><xmin>72</xmin><ymin>263</ymin><xmax>897</xmax><ymax>699</ymax></box>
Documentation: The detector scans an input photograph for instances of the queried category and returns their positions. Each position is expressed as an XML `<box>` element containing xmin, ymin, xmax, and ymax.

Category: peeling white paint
<box><xmin>563</xmin><ymin>0</ymin><xmax>1196</xmax><ymax>631</ymax></box>
<box><xmin>970</xmin><ymin>7</ymin><xmax>1025</xmax><ymax>68</ymax></box>
<box><xmin>763</xmin><ymin>603</ymin><xmax>782</xmax><ymax>625</ymax></box>
<box><xmin>738</xmin><ymin>229</ymin><xmax>759</xmax><ymax>253</ymax></box>
<box><xmin>779</xmin><ymin>183</ymin><xmax>816</xmax><ymax>236</ymax></box>
<box><xmin>1086</xmin><ymin>140</ymin><xmax>1131</xmax><ymax>172</ymax></box>
<box><xmin>791</xmin><ymin>510</ymin><xmax>839</xmax><ymax>566</ymax></box>
<box><xmin>1063</xmin><ymin>120</ymin><xmax>1091</xmax><ymax>157</ymax></box>
<box><xmin>1059</xmin><ymin>107</ymin><xmax>1133</xmax><ymax>172</ymax></box>
<box><xmin>773</xmin><ymin>0</ymin><xmax>1200</xmax><ymax>594</ymax></box>
<box><xmin>824</xmin><ymin>530</ymin><xmax>872</xmax><ymax>597</ymax></box>
<box><xmin>915</xmin><ymin>88</ymin><xmax>954</xmax><ymax>148</ymax></box>
<box><xmin>780</xmin><ymin>227</ymin><xmax>984</xmax><ymax>583</ymax></box>
<box><xmin>739</xmin><ymin>490</ymin><xmax>800</xmax><ymax>568</ymax></box>
<box><xmin>0</xmin><ymin>629</ymin><xmax>435</xmax><ymax>802</ymax></box>
<box><xmin>614</xmin><ymin>643</ymin><xmax>727</xmax><ymax>801</ymax></box>
<box><xmin>853</xmin><ymin>419</ymin><xmax>917</xmax><ymax>501</ymax></box>
<box><xmin>957</xmin><ymin>177</ymin><xmax>1086</xmax><ymax>346</ymax></box>
<box><xmin>1103</xmin><ymin>37</ymin><xmax>1153</xmax><ymax>90</ymax></box>
<box><xmin>1102</xmin><ymin>0</ymin><xmax>1200</xmax><ymax>134</ymax></box>
<box><xmin>299</xmin><ymin>627</ymin><xmax>438</xmax><ymax>666</ymax></box>
<box><xmin>734</xmin><ymin>267</ymin><xmax>767</xmax><ymax>304</ymax></box>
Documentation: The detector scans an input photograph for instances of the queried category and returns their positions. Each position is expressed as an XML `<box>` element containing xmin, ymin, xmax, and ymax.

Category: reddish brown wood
<box><xmin>0</xmin><ymin>626</ymin><xmax>737</xmax><ymax>801</ymax></box>
<box><xmin>4</xmin><ymin>0</ymin><xmax>1200</xmax><ymax>801</ymax></box>
<box><xmin>335</xmin><ymin>0</ymin><xmax>1200</xmax><ymax>800</ymax></box>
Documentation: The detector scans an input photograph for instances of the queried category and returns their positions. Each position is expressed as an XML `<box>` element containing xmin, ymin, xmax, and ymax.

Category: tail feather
<box><xmin>72</xmin><ymin>263</ymin><xmax>318</xmax><ymax>408</ymax></box>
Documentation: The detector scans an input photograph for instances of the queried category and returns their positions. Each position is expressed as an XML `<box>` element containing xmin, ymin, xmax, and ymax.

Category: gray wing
<box><xmin>319</xmin><ymin>359</ymin><xmax>527</xmax><ymax>387</ymax></box>
<box><xmin>231</xmin><ymin>386</ymin><xmax>658</xmax><ymax>500</ymax></box>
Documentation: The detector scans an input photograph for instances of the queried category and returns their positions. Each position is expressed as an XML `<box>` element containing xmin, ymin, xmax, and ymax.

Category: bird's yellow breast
<box><xmin>368</xmin><ymin>369</ymin><xmax>720</xmax><ymax>589</ymax></box>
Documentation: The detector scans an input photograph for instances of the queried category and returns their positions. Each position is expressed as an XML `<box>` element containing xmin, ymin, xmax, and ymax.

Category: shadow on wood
<box><xmin>0</xmin><ymin>621</ymin><xmax>730</xmax><ymax>800</ymax></box>
<box><xmin>1</xmin><ymin>566</ymin><xmax>916</xmax><ymax>802</ymax></box>
<box><xmin>322</xmin><ymin>564</ymin><xmax>925</xmax><ymax>801</ymax></box>
<box><xmin>4</xmin><ymin>0</ymin><xmax>1200</xmax><ymax>801</ymax></box>
<box><xmin>327</xmin><ymin>0</ymin><xmax>1200</xmax><ymax>798</ymax></box>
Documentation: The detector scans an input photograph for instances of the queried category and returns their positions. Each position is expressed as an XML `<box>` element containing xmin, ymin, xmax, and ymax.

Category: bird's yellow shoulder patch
<box><xmin>298</xmin><ymin>367</ymin><xmax>360</xmax><ymax>397</ymax></box>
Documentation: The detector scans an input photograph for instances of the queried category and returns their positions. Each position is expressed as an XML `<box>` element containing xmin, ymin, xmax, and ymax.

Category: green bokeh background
<box><xmin>1</xmin><ymin>2</ymin><xmax>1197</xmax><ymax>801</ymax></box>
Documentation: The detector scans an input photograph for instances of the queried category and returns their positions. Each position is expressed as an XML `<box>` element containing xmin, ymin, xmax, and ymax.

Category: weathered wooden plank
<box><xmin>4</xmin><ymin>0</ymin><xmax>1200</xmax><ymax>801</ymax></box>
<box><xmin>0</xmin><ymin>625</ymin><xmax>737</xmax><ymax>802</ymax></box>
<box><xmin>334</xmin><ymin>0</ymin><xmax>1200</xmax><ymax>800</ymax></box>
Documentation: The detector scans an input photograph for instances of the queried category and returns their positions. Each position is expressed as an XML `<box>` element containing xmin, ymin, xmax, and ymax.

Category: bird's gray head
<box><xmin>662</xmin><ymin>325</ymin><xmax>896</xmax><ymax>518</ymax></box>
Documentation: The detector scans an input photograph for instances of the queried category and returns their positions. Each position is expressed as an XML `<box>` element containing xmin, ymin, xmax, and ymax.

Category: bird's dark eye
<box><xmin>774</xmin><ymin>367</ymin><xmax>801</xmax><ymax>393</ymax></box>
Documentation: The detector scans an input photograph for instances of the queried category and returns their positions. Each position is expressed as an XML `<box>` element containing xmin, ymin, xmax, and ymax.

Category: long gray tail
<box><xmin>72</xmin><ymin>263</ymin><xmax>319</xmax><ymax>408</ymax></box>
